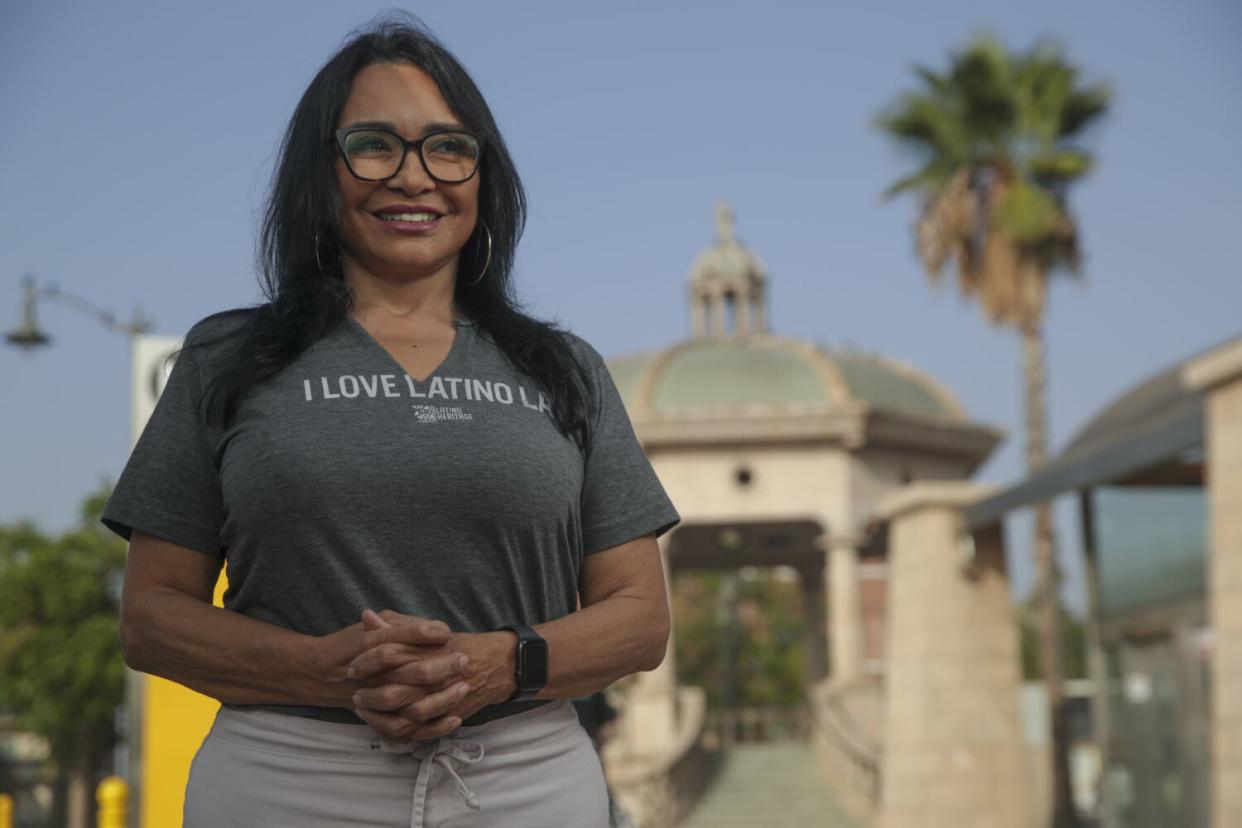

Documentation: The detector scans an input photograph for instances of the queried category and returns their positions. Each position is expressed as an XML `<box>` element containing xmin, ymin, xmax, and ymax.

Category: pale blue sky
<box><xmin>3</xmin><ymin>1</ymin><xmax>1240</xmax><ymax>610</ymax></box>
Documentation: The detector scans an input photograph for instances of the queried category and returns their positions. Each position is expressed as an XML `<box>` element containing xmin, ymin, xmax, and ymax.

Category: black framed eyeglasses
<box><xmin>334</xmin><ymin>127</ymin><xmax>483</xmax><ymax>184</ymax></box>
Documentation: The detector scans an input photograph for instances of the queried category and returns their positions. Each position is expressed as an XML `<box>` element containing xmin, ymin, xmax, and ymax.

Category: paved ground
<box><xmin>678</xmin><ymin>743</ymin><xmax>860</xmax><ymax>827</ymax></box>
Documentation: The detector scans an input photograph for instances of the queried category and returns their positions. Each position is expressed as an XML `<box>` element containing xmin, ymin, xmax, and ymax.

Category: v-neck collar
<box><xmin>344</xmin><ymin>315</ymin><xmax>472</xmax><ymax>384</ymax></box>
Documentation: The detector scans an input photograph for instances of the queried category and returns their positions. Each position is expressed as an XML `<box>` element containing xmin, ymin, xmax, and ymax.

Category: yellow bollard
<box><xmin>0</xmin><ymin>792</ymin><xmax>13</xmax><ymax>828</ymax></box>
<box><xmin>96</xmin><ymin>777</ymin><xmax>128</xmax><ymax>828</ymax></box>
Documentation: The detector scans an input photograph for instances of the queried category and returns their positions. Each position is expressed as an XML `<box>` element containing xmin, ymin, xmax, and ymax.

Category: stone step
<box><xmin>677</xmin><ymin>743</ymin><xmax>859</xmax><ymax>828</ymax></box>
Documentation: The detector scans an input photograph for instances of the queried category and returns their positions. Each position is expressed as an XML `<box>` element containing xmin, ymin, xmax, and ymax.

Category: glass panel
<box><xmin>1092</xmin><ymin>487</ymin><xmax>1206</xmax><ymax>615</ymax></box>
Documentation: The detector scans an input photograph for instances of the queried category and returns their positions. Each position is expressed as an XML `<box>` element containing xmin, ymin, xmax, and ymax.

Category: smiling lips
<box><xmin>373</xmin><ymin>204</ymin><xmax>444</xmax><ymax>232</ymax></box>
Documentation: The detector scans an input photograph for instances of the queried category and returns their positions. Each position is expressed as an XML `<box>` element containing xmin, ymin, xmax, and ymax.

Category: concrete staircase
<box><xmin>678</xmin><ymin>743</ymin><xmax>860</xmax><ymax>828</ymax></box>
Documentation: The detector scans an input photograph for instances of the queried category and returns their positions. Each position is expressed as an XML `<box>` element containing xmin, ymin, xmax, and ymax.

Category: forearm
<box><xmin>413</xmin><ymin>590</ymin><xmax>667</xmax><ymax>721</ymax></box>
<box><xmin>121</xmin><ymin>586</ymin><xmax>353</xmax><ymax>707</ymax></box>
<box><xmin>533</xmin><ymin>588</ymin><xmax>669</xmax><ymax>701</ymax></box>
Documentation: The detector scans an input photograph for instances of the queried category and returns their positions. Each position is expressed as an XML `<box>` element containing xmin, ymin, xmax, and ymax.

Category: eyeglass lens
<box><xmin>341</xmin><ymin>130</ymin><xmax>480</xmax><ymax>183</ymax></box>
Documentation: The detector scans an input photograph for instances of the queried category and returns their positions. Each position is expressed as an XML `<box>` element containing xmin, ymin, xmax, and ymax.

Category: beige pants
<box><xmin>184</xmin><ymin>700</ymin><xmax>608</xmax><ymax>827</ymax></box>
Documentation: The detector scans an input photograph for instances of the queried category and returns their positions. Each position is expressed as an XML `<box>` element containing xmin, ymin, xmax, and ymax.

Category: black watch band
<box><xmin>498</xmin><ymin>624</ymin><xmax>548</xmax><ymax>702</ymax></box>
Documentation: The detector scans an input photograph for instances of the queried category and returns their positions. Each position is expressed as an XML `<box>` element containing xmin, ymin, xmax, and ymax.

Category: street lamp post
<box><xmin>6</xmin><ymin>272</ymin><xmax>162</xmax><ymax>819</ymax></box>
<box><xmin>5</xmin><ymin>274</ymin><xmax>153</xmax><ymax>350</ymax></box>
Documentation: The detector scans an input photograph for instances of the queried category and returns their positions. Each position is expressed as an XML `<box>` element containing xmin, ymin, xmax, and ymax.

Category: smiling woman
<box><xmin>101</xmin><ymin>15</ymin><xmax>679</xmax><ymax>828</ymax></box>
<box><xmin>332</xmin><ymin>62</ymin><xmax>482</xmax><ymax>289</ymax></box>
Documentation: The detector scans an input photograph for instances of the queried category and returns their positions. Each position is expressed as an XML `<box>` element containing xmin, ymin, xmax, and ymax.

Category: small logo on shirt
<box><xmin>410</xmin><ymin>404</ymin><xmax>474</xmax><ymax>424</ymax></box>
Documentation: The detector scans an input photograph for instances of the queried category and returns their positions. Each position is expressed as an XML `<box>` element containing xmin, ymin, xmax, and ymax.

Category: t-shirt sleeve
<box><xmin>575</xmin><ymin>337</ymin><xmax>680</xmax><ymax>554</ymax></box>
<box><xmin>101</xmin><ymin>334</ymin><xmax>226</xmax><ymax>557</ymax></box>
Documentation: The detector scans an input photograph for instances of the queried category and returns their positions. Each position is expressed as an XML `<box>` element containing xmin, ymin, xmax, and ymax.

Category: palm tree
<box><xmin>875</xmin><ymin>34</ymin><xmax>1110</xmax><ymax>828</ymax></box>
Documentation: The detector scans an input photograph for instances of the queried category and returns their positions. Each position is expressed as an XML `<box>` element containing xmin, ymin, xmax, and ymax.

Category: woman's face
<box><xmin>334</xmin><ymin>62</ymin><xmax>481</xmax><ymax>283</ymax></box>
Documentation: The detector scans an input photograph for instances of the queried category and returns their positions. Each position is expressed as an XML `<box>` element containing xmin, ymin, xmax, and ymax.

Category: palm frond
<box><xmin>916</xmin><ymin>169</ymin><xmax>975</xmax><ymax>282</ymax></box>
<box><xmin>913</xmin><ymin>64</ymin><xmax>952</xmax><ymax>97</ymax></box>
<box><xmin>993</xmin><ymin>180</ymin><xmax>1062</xmax><ymax>243</ymax></box>
<box><xmin>881</xmin><ymin>159</ymin><xmax>956</xmax><ymax>200</ymax></box>
<box><xmin>1026</xmin><ymin>149</ymin><xmax>1093</xmax><ymax>183</ymax></box>
<box><xmin>875</xmin><ymin>31</ymin><xmax>1109</xmax><ymax>325</ymax></box>
<box><xmin>1059</xmin><ymin>83</ymin><xmax>1112</xmax><ymax>138</ymax></box>
<box><xmin>875</xmin><ymin>92</ymin><xmax>970</xmax><ymax>163</ymax></box>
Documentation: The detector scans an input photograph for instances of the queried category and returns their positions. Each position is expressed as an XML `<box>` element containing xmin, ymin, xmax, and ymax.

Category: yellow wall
<box><xmin>138</xmin><ymin>574</ymin><xmax>227</xmax><ymax>827</ymax></box>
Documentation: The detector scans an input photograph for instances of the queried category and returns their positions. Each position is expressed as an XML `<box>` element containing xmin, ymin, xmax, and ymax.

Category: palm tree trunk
<box><xmin>1022</xmin><ymin>320</ymin><xmax>1077</xmax><ymax>828</ymax></box>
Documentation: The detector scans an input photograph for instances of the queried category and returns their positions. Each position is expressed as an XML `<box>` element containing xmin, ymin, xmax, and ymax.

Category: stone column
<box><xmin>621</xmin><ymin>533</ymin><xmax>680</xmax><ymax>756</ymax></box>
<box><xmin>711</xmin><ymin>289</ymin><xmax>727</xmax><ymax>337</ymax></box>
<box><xmin>691</xmin><ymin>290</ymin><xmax>706</xmax><ymax>339</ymax></box>
<box><xmin>877</xmin><ymin>483</ymin><xmax>1032</xmax><ymax>828</ymax></box>
<box><xmin>827</xmin><ymin>536</ymin><xmax>863</xmax><ymax>681</ymax></box>
<box><xmin>737</xmin><ymin>292</ymin><xmax>752</xmax><ymax>336</ymax></box>
<box><xmin>801</xmin><ymin>567</ymin><xmax>829</xmax><ymax>681</ymax></box>
<box><xmin>1185</xmin><ymin>341</ymin><xmax>1242</xmax><ymax>828</ymax></box>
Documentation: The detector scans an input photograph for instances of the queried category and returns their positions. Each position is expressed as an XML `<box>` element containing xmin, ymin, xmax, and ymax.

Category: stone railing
<box><xmin>808</xmin><ymin>676</ymin><xmax>883</xmax><ymax>825</ymax></box>
<box><xmin>605</xmin><ymin>687</ymin><xmax>710</xmax><ymax>828</ymax></box>
<box><xmin>702</xmin><ymin>705</ymin><xmax>810</xmax><ymax>747</ymax></box>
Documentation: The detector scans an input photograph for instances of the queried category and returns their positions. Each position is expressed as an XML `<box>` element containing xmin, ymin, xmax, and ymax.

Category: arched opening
<box><xmin>665</xmin><ymin>520</ymin><xmax>827</xmax><ymax>745</ymax></box>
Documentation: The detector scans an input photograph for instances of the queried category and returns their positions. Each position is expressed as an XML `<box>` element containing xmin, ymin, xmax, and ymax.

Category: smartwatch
<box><xmin>498</xmin><ymin>624</ymin><xmax>548</xmax><ymax>702</ymax></box>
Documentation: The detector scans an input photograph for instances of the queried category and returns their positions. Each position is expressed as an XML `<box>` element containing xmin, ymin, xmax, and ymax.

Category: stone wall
<box><xmin>606</xmin><ymin>687</ymin><xmax>709</xmax><ymax>828</ymax></box>
<box><xmin>877</xmin><ymin>484</ymin><xmax>1033</xmax><ymax>828</ymax></box>
<box><xmin>1186</xmin><ymin>342</ymin><xmax>1242</xmax><ymax>828</ymax></box>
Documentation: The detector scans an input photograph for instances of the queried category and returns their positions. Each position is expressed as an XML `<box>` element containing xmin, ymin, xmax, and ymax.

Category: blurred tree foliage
<box><xmin>0</xmin><ymin>483</ymin><xmax>125</xmax><ymax>796</ymax></box>
<box><xmin>671</xmin><ymin>569</ymin><xmax>807</xmax><ymax>709</ymax></box>
<box><xmin>1020</xmin><ymin>599</ymin><xmax>1087</xmax><ymax>681</ymax></box>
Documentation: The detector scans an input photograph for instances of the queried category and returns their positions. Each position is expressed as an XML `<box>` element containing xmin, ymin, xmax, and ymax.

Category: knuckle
<box><xmin>382</xmin><ymin>686</ymin><xmax>411</xmax><ymax>709</ymax></box>
<box><xmin>412</xmin><ymin>698</ymin><xmax>440</xmax><ymax>721</ymax></box>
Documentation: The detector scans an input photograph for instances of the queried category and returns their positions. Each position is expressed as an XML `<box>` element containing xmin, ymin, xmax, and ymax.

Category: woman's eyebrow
<box><xmin>341</xmin><ymin>119</ymin><xmax>467</xmax><ymax>134</ymax></box>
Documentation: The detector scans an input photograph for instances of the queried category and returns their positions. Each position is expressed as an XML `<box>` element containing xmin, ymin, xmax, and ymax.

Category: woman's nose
<box><xmin>385</xmin><ymin>150</ymin><xmax>436</xmax><ymax>195</ymax></box>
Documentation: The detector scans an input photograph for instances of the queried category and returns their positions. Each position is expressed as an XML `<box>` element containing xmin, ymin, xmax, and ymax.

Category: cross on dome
<box><xmin>715</xmin><ymin>201</ymin><xmax>737</xmax><ymax>245</ymax></box>
<box><xmin>688</xmin><ymin>202</ymin><xmax>768</xmax><ymax>338</ymax></box>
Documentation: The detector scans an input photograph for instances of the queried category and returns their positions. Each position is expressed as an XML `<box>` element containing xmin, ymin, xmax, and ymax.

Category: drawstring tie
<box><xmin>380</xmin><ymin>734</ymin><xmax>485</xmax><ymax>827</ymax></box>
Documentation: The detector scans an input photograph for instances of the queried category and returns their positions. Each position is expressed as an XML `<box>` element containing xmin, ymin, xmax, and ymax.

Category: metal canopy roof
<box><xmin>965</xmin><ymin>360</ymin><xmax>1206</xmax><ymax>529</ymax></box>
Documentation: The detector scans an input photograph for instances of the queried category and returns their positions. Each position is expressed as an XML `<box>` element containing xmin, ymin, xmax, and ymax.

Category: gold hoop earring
<box><xmin>467</xmin><ymin>224</ymin><xmax>492</xmax><ymax>286</ymax></box>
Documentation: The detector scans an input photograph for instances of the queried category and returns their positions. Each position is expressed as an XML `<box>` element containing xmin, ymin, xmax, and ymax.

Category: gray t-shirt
<box><xmin>102</xmin><ymin>312</ymin><xmax>679</xmax><ymax>723</ymax></box>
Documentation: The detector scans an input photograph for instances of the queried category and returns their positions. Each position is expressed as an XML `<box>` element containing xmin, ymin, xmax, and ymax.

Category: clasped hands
<box><xmin>334</xmin><ymin>609</ymin><xmax>516</xmax><ymax>742</ymax></box>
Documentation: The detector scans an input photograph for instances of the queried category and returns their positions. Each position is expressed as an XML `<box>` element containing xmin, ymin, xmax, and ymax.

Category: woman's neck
<box><xmin>342</xmin><ymin>256</ymin><xmax>465</xmax><ymax>324</ymax></box>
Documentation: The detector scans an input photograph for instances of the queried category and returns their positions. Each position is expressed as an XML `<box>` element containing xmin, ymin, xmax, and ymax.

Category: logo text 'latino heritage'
<box><xmin>410</xmin><ymin>404</ymin><xmax>473</xmax><ymax>424</ymax></box>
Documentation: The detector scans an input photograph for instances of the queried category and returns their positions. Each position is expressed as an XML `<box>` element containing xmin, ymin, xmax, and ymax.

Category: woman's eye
<box><xmin>427</xmin><ymin>136</ymin><xmax>474</xmax><ymax>157</ymax></box>
<box><xmin>347</xmin><ymin>134</ymin><xmax>397</xmax><ymax>155</ymax></box>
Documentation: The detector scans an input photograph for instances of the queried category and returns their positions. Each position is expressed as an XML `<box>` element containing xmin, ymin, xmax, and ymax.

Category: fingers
<box><xmin>355</xmin><ymin>707</ymin><xmax>463</xmax><ymax>743</ymax></box>
<box><xmin>348</xmin><ymin>642</ymin><xmax>457</xmax><ymax>682</ymax></box>
<box><xmin>355</xmin><ymin>677</ymin><xmax>470</xmax><ymax>713</ymax></box>
<box><xmin>370</xmin><ymin>652</ymin><xmax>471</xmax><ymax>688</ymax></box>
<box><xmin>358</xmin><ymin>611</ymin><xmax>452</xmax><ymax>651</ymax></box>
<box><xmin>353</xmin><ymin>680</ymin><xmax>471</xmax><ymax>740</ymax></box>
<box><xmin>361</xmin><ymin>609</ymin><xmax>391</xmax><ymax>631</ymax></box>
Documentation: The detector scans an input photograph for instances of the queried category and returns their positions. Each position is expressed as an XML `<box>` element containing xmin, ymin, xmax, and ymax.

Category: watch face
<box><xmin>518</xmin><ymin>639</ymin><xmax>549</xmax><ymax>688</ymax></box>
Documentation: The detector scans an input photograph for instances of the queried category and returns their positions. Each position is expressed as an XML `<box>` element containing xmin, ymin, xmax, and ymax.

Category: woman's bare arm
<box><xmin>119</xmin><ymin>530</ymin><xmax>467</xmax><ymax>708</ymax></box>
<box><xmin>534</xmin><ymin>532</ymin><xmax>671</xmax><ymax>697</ymax></box>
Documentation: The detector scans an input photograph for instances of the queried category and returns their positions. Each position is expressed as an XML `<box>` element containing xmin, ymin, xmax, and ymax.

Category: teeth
<box><xmin>379</xmin><ymin>212</ymin><xmax>438</xmax><ymax>222</ymax></box>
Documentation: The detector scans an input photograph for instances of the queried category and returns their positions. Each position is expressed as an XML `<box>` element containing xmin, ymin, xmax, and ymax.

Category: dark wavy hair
<box><xmin>197</xmin><ymin>16</ymin><xmax>591</xmax><ymax>447</ymax></box>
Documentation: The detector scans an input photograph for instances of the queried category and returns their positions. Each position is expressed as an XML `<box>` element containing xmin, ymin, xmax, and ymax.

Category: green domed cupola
<box><xmin>607</xmin><ymin>204</ymin><xmax>971</xmax><ymax>426</ymax></box>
